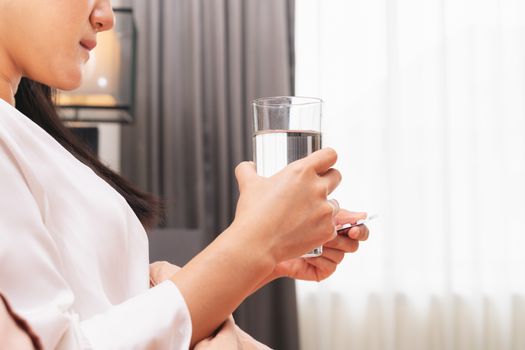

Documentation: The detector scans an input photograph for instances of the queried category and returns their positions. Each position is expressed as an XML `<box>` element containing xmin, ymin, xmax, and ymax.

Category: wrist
<box><xmin>222</xmin><ymin>219</ymin><xmax>278</xmax><ymax>274</ymax></box>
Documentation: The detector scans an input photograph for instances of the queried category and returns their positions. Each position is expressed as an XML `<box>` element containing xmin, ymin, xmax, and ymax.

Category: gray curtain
<box><xmin>121</xmin><ymin>1</ymin><xmax>298</xmax><ymax>349</ymax></box>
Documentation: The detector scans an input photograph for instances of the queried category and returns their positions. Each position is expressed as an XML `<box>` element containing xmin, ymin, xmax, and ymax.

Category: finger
<box><xmin>324</xmin><ymin>235</ymin><xmax>360</xmax><ymax>252</ymax></box>
<box><xmin>214</xmin><ymin>317</ymin><xmax>238</xmax><ymax>340</ymax></box>
<box><xmin>318</xmin><ymin>247</ymin><xmax>345</xmax><ymax>264</ymax></box>
<box><xmin>235</xmin><ymin>161</ymin><xmax>258</xmax><ymax>190</ymax></box>
<box><xmin>150</xmin><ymin>261</ymin><xmax>181</xmax><ymax>272</ymax></box>
<box><xmin>305</xmin><ymin>147</ymin><xmax>338</xmax><ymax>174</ymax></box>
<box><xmin>320</xmin><ymin>168</ymin><xmax>342</xmax><ymax>195</ymax></box>
<box><xmin>327</xmin><ymin>199</ymin><xmax>340</xmax><ymax>218</ymax></box>
<box><xmin>193</xmin><ymin>337</ymin><xmax>212</xmax><ymax>349</ymax></box>
<box><xmin>306</xmin><ymin>256</ymin><xmax>337</xmax><ymax>278</ymax></box>
<box><xmin>335</xmin><ymin>209</ymin><xmax>367</xmax><ymax>225</ymax></box>
<box><xmin>221</xmin><ymin>317</ymin><xmax>236</xmax><ymax>332</ymax></box>
<box><xmin>348</xmin><ymin>225</ymin><xmax>369</xmax><ymax>241</ymax></box>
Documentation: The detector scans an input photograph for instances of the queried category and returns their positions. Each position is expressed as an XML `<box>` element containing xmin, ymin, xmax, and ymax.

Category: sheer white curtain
<box><xmin>295</xmin><ymin>1</ymin><xmax>525</xmax><ymax>349</ymax></box>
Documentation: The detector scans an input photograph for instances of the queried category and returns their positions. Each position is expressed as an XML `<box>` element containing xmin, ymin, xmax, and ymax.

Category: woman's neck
<box><xmin>0</xmin><ymin>48</ymin><xmax>21</xmax><ymax>106</ymax></box>
<box><xmin>0</xmin><ymin>75</ymin><xmax>16</xmax><ymax>106</ymax></box>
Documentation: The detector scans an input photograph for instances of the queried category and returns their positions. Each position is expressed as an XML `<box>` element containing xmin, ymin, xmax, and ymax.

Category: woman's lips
<box><xmin>80</xmin><ymin>39</ymin><xmax>97</xmax><ymax>51</ymax></box>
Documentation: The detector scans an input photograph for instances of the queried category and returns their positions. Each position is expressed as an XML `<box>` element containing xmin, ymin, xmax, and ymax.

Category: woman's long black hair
<box><xmin>14</xmin><ymin>78</ymin><xmax>162</xmax><ymax>229</ymax></box>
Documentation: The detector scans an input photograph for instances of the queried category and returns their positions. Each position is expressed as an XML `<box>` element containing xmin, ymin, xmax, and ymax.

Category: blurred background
<box><xmin>59</xmin><ymin>0</ymin><xmax>525</xmax><ymax>349</ymax></box>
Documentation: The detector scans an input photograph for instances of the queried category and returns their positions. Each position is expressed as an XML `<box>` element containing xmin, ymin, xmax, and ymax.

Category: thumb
<box><xmin>235</xmin><ymin>161</ymin><xmax>258</xmax><ymax>190</ymax></box>
<box><xmin>335</xmin><ymin>210</ymin><xmax>367</xmax><ymax>225</ymax></box>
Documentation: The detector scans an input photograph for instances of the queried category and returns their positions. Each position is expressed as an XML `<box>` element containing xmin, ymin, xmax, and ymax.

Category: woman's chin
<box><xmin>50</xmin><ymin>69</ymin><xmax>83</xmax><ymax>91</ymax></box>
<box><xmin>55</xmin><ymin>79</ymin><xmax>82</xmax><ymax>91</ymax></box>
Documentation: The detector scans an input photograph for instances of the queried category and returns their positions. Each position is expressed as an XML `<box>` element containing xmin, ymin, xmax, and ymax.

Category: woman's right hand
<box><xmin>232</xmin><ymin>147</ymin><xmax>341</xmax><ymax>263</ymax></box>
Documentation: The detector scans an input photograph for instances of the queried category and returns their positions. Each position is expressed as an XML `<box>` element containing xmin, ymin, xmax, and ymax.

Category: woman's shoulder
<box><xmin>0</xmin><ymin>98</ymin><xmax>56</xmax><ymax>146</ymax></box>
<box><xmin>0</xmin><ymin>98</ymin><xmax>26</xmax><ymax>126</ymax></box>
<box><xmin>0</xmin><ymin>98</ymin><xmax>34</xmax><ymax>169</ymax></box>
<box><xmin>0</xmin><ymin>99</ymin><xmax>53</xmax><ymax>218</ymax></box>
<box><xmin>0</xmin><ymin>97</ymin><xmax>82</xmax><ymax>175</ymax></box>
<box><xmin>0</xmin><ymin>98</ymin><xmax>47</xmax><ymax>172</ymax></box>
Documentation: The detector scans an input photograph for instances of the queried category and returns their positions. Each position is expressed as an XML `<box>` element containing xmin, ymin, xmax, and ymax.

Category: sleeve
<box><xmin>0</xmin><ymin>143</ymin><xmax>192</xmax><ymax>349</ymax></box>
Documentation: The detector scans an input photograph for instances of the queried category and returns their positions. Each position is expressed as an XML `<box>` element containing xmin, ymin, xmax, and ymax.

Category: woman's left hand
<box><xmin>268</xmin><ymin>210</ymin><xmax>369</xmax><ymax>283</ymax></box>
<box><xmin>151</xmin><ymin>211</ymin><xmax>369</xmax><ymax>289</ymax></box>
<box><xmin>149</xmin><ymin>261</ymin><xmax>181</xmax><ymax>287</ymax></box>
<box><xmin>194</xmin><ymin>316</ymin><xmax>272</xmax><ymax>350</ymax></box>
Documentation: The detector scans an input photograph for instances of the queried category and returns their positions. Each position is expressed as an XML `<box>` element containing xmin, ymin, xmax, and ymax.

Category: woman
<box><xmin>0</xmin><ymin>293</ymin><xmax>41</xmax><ymax>349</ymax></box>
<box><xmin>0</xmin><ymin>0</ymin><xmax>369</xmax><ymax>348</ymax></box>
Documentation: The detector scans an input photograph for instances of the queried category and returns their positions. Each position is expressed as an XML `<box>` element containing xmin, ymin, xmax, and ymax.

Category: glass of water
<box><xmin>252</xmin><ymin>96</ymin><xmax>324</xmax><ymax>258</ymax></box>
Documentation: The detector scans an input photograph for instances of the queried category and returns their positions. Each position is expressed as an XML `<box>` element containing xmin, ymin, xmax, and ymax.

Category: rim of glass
<box><xmin>252</xmin><ymin>96</ymin><xmax>323</xmax><ymax>107</ymax></box>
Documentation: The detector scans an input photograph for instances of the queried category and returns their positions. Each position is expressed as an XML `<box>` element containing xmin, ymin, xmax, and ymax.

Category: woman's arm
<box><xmin>150</xmin><ymin>262</ymin><xmax>272</xmax><ymax>349</ymax></box>
<box><xmin>171</xmin><ymin>149</ymin><xmax>341</xmax><ymax>346</ymax></box>
<box><xmin>171</xmin><ymin>223</ymin><xmax>275</xmax><ymax>348</ymax></box>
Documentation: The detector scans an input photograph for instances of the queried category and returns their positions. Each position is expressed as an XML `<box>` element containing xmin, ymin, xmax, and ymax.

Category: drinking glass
<box><xmin>252</xmin><ymin>96</ymin><xmax>324</xmax><ymax>258</ymax></box>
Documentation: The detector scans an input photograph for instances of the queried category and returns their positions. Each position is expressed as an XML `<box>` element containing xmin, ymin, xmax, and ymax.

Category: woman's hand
<box><xmin>170</xmin><ymin>148</ymin><xmax>343</xmax><ymax>346</ymax></box>
<box><xmin>194</xmin><ymin>316</ymin><xmax>272</xmax><ymax>350</ymax></box>
<box><xmin>273</xmin><ymin>210</ymin><xmax>369</xmax><ymax>282</ymax></box>
<box><xmin>248</xmin><ymin>210</ymin><xmax>369</xmax><ymax>291</ymax></box>
<box><xmin>149</xmin><ymin>261</ymin><xmax>181</xmax><ymax>287</ymax></box>
<box><xmin>232</xmin><ymin>148</ymin><xmax>342</xmax><ymax>264</ymax></box>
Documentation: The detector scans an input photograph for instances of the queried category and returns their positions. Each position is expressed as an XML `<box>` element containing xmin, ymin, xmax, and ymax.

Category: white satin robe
<box><xmin>0</xmin><ymin>98</ymin><xmax>192</xmax><ymax>349</ymax></box>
